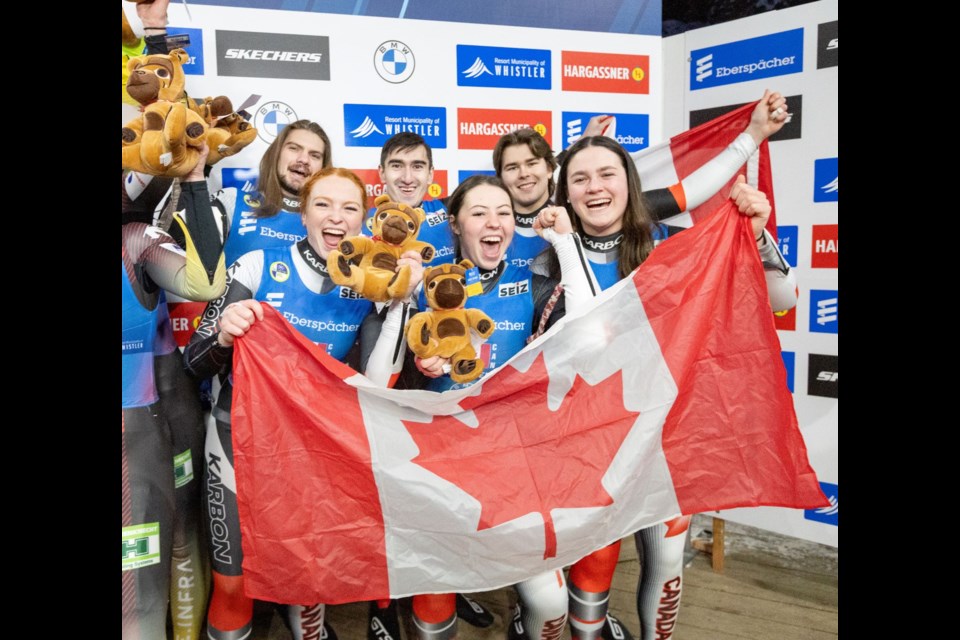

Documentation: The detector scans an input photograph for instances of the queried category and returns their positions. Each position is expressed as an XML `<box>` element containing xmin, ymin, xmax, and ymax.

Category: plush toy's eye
<box><xmin>406</xmin><ymin>221</ymin><xmax>415</xmax><ymax>231</ymax></box>
<box><xmin>379</xmin><ymin>212</ymin><xmax>388</xmax><ymax>220</ymax></box>
<box><xmin>428</xmin><ymin>281</ymin><xmax>437</xmax><ymax>290</ymax></box>
<box><xmin>155</xmin><ymin>68</ymin><xmax>170</xmax><ymax>79</ymax></box>
<box><xmin>459</xmin><ymin>278</ymin><xmax>466</xmax><ymax>285</ymax></box>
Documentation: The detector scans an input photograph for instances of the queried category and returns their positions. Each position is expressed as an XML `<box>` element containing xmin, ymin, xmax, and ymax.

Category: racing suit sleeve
<box><xmin>756</xmin><ymin>229</ymin><xmax>797</xmax><ymax>312</ymax></box>
<box><xmin>363</xmin><ymin>300</ymin><xmax>416</xmax><ymax>387</ymax></box>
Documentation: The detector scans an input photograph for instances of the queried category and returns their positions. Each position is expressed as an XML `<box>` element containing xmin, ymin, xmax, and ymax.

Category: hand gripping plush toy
<box><xmin>327</xmin><ymin>194</ymin><xmax>436</xmax><ymax>303</ymax></box>
<box><xmin>405</xmin><ymin>260</ymin><xmax>495</xmax><ymax>385</ymax></box>
<box><xmin>121</xmin><ymin>48</ymin><xmax>208</xmax><ymax>176</ymax></box>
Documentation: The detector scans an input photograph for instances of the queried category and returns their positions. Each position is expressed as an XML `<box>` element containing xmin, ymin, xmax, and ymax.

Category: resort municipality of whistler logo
<box><xmin>457</xmin><ymin>44</ymin><xmax>551</xmax><ymax>90</ymax></box>
<box><xmin>343</xmin><ymin>104</ymin><xmax>446</xmax><ymax>148</ymax></box>
<box><xmin>374</xmin><ymin>40</ymin><xmax>415</xmax><ymax>83</ymax></box>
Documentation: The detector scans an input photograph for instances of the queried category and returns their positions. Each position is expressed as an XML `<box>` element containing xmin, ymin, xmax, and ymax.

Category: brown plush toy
<box><xmin>121</xmin><ymin>48</ymin><xmax>208</xmax><ymax>176</ymax></box>
<box><xmin>405</xmin><ymin>260</ymin><xmax>495</xmax><ymax>384</ymax></box>
<box><xmin>189</xmin><ymin>96</ymin><xmax>257</xmax><ymax>166</ymax></box>
<box><xmin>327</xmin><ymin>194</ymin><xmax>436</xmax><ymax>303</ymax></box>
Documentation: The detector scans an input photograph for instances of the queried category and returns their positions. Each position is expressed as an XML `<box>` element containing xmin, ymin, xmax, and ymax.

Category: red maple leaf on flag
<box><xmin>403</xmin><ymin>353</ymin><xmax>640</xmax><ymax>559</ymax></box>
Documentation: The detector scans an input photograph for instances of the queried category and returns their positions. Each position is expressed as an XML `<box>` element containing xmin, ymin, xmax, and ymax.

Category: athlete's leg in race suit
<box><xmin>511</xmin><ymin>570</ymin><xmax>568</xmax><ymax>640</ymax></box>
<box><xmin>634</xmin><ymin>517</ymin><xmax>690</xmax><ymax>640</ymax></box>
<box><xmin>205</xmin><ymin>416</ymin><xmax>325</xmax><ymax>640</ymax></box>
<box><xmin>412</xmin><ymin>594</ymin><xmax>457</xmax><ymax>640</ymax></box>
<box><xmin>154</xmin><ymin>346</ymin><xmax>209</xmax><ymax>640</ymax></box>
<box><xmin>568</xmin><ymin>541</ymin><xmax>621</xmax><ymax>640</ymax></box>
<box><xmin>122</xmin><ymin>406</ymin><xmax>175</xmax><ymax>640</ymax></box>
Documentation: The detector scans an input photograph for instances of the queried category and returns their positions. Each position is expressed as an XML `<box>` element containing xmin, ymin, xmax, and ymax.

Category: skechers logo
<box><xmin>224</xmin><ymin>49</ymin><xmax>323</xmax><ymax>63</ymax></box>
<box><xmin>817</xmin><ymin>21</ymin><xmax>838</xmax><ymax>68</ymax></box>
<box><xmin>217</xmin><ymin>31</ymin><xmax>330</xmax><ymax>80</ymax></box>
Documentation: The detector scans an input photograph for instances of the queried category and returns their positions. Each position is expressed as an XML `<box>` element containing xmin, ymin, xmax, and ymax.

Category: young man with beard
<box><xmin>220</xmin><ymin>120</ymin><xmax>332</xmax><ymax>266</ymax></box>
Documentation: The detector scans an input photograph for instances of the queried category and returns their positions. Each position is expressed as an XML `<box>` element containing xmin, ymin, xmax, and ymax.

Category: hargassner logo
<box><xmin>343</xmin><ymin>104</ymin><xmax>446</xmax><ymax>148</ymax></box>
<box><xmin>216</xmin><ymin>30</ymin><xmax>330</xmax><ymax>80</ymax></box>
<box><xmin>817</xmin><ymin>21</ymin><xmax>838</xmax><ymax>68</ymax></box>
<box><xmin>561</xmin><ymin>51</ymin><xmax>649</xmax><ymax>94</ymax></box>
<box><xmin>690</xmin><ymin>29</ymin><xmax>803</xmax><ymax>90</ymax></box>
<box><xmin>167</xmin><ymin>26</ymin><xmax>204</xmax><ymax>75</ymax></box>
<box><xmin>562</xmin><ymin>112</ymin><xmax>649</xmax><ymax>152</ymax></box>
<box><xmin>458</xmin><ymin>108</ymin><xmax>551</xmax><ymax>150</ymax></box>
<box><xmin>809</xmin><ymin>290</ymin><xmax>838</xmax><ymax>334</ymax></box>
<box><xmin>456</xmin><ymin>45</ymin><xmax>551</xmax><ymax>90</ymax></box>
<box><xmin>807</xmin><ymin>354</ymin><xmax>838</xmax><ymax>399</ymax></box>
<box><xmin>804</xmin><ymin>482</ymin><xmax>838</xmax><ymax>526</ymax></box>
<box><xmin>811</xmin><ymin>224</ymin><xmax>838</xmax><ymax>269</ymax></box>
<box><xmin>814</xmin><ymin>158</ymin><xmax>838</xmax><ymax>202</ymax></box>
<box><xmin>690</xmin><ymin>95</ymin><xmax>803</xmax><ymax>142</ymax></box>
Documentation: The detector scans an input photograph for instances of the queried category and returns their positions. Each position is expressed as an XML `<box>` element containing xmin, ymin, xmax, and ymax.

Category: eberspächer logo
<box><xmin>375</xmin><ymin>40</ymin><xmax>415</xmax><ymax>83</ymax></box>
<box><xmin>690</xmin><ymin>29</ymin><xmax>803</xmax><ymax>90</ymax></box>
<box><xmin>344</xmin><ymin>104</ymin><xmax>446</xmax><ymax>148</ymax></box>
<box><xmin>457</xmin><ymin>44</ymin><xmax>551</xmax><ymax>90</ymax></box>
<box><xmin>809</xmin><ymin>289</ymin><xmax>838</xmax><ymax>334</ymax></box>
<box><xmin>563</xmin><ymin>112</ymin><xmax>648</xmax><ymax>152</ymax></box>
<box><xmin>254</xmin><ymin>101</ymin><xmax>298</xmax><ymax>144</ymax></box>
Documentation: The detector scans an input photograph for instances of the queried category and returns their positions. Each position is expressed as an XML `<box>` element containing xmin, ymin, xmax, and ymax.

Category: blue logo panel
<box><xmin>167</xmin><ymin>26</ymin><xmax>204</xmax><ymax>75</ymax></box>
<box><xmin>814</xmin><ymin>157</ymin><xmax>838</xmax><ymax>202</ymax></box>
<box><xmin>690</xmin><ymin>28</ymin><xmax>803</xmax><ymax>90</ymax></box>
<box><xmin>776</xmin><ymin>225</ymin><xmax>798</xmax><ymax>268</ymax></box>
<box><xmin>804</xmin><ymin>482</ymin><xmax>838</xmax><ymax>526</ymax></box>
<box><xmin>561</xmin><ymin>112</ymin><xmax>649</xmax><ymax>153</ymax></box>
<box><xmin>781</xmin><ymin>351</ymin><xmax>795</xmax><ymax>393</ymax></box>
<box><xmin>457</xmin><ymin>170</ymin><xmax>496</xmax><ymax>185</ymax></box>
<box><xmin>343</xmin><ymin>104</ymin><xmax>446</xmax><ymax>148</ymax></box>
<box><xmin>456</xmin><ymin>45</ymin><xmax>551</xmax><ymax>90</ymax></box>
<box><xmin>809</xmin><ymin>289</ymin><xmax>838</xmax><ymax>334</ymax></box>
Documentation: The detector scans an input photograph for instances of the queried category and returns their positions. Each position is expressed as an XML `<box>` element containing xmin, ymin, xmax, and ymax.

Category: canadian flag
<box><xmin>632</xmin><ymin>100</ymin><xmax>777</xmax><ymax>232</ymax></box>
<box><xmin>230</xmin><ymin>202</ymin><xmax>825</xmax><ymax>605</ymax></box>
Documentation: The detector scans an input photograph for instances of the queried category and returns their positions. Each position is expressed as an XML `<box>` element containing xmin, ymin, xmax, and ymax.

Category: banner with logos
<box><xmin>664</xmin><ymin>0</ymin><xmax>838</xmax><ymax>547</ymax></box>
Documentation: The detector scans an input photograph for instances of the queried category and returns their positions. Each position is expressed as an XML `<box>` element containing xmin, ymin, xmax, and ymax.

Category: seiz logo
<box><xmin>561</xmin><ymin>51</ymin><xmax>649</xmax><ymax>94</ymax></box>
<box><xmin>817</xmin><ymin>21</ymin><xmax>838</xmax><ymax>68</ymax></box>
<box><xmin>216</xmin><ymin>31</ymin><xmax>330</xmax><ymax>80</ymax></box>
<box><xmin>344</xmin><ymin>104</ymin><xmax>446</xmax><ymax>148</ymax></box>
<box><xmin>814</xmin><ymin>158</ymin><xmax>838</xmax><ymax>202</ymax></box>
<box><xmin>811</xmin><ymin>224</ymin><xmax>838</xmax><ymax>268</ymax></box>
<box><xmin>458</xmin><ymin>108</ymin><xmax>552</xmax><ymax>150</ymax></box>
<box><xmin>350</xmin><ymin>169</ymin><xmax>448</xmax><ymax>208</ymax></box>
<box><xmin>498</xmin><ymin>281</ymin><xmax>530</xmax><ymax>297</ymax></box>
<box><xmin>690</xmin><ymin>29</ymin><xmax>803</xmax><ymax>90</ymax></box>
<box><xmin>805</xmin><ymin>482</ymin><xmax>838</xmax><ymax>526</ymax></box>
<box><xmin>457</xmin><ymin>45</ymin><xmax>551</xmax><ymax>90</ymax></box>
<box><xmin>167</xmin><ymin>26</ymin><xmax>204</xmax><ymax>74</ymax></box>
<box><xmin>691</xmin><ymin>95</ymin><xmax>802</xmax><ymax>142</ymax></box>
<box><xmin>780</xmin><ymin>351</ymin><xmax>795</xmax><ymax>393</ymax></box>
<box><xmin>807</xmin><ymin>353</ymin><xmax>838</xmax><ymax>398</ymax></box>
<box><xmin>562</xmin><ymin>111</ymin><xmax>649</xmax><ymax>152</ymax></box>
<box><xmin>776</xmin><ymin>225</ymin><xmax>798</xmax><ymax>268</ymax></box>
<box><xmin>809</xmin><ymin>290</ymin><xmax>838</xmax><ymax>334</ymax></box>
<box><xmin>339</xmin><ymin>287</ymin><xmax>363</xmax><ymax>300</ymax></box>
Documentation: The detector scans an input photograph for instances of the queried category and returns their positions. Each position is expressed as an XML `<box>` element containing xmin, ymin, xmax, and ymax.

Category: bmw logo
<box><xmin>254</xmin><ymin>101</ymin><xmax>299</xmax><ymax>144</ymax></box>
<box><xmin>374</xmin><ymin>41</ymin><xmax>415</xmax><ymax>84</ymax></box>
